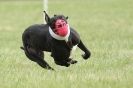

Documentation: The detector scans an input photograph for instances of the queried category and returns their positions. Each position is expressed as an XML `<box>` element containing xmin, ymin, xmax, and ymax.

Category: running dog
<box><xmin>21</xmin><ymin>11</ymin><xmax>91</xmax><ymax>70</ymax></box>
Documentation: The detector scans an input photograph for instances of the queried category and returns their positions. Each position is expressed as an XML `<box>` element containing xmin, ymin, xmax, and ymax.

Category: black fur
<box><xmin>21</xmin><ymin>11</ymin><xmax>91</xmax><ymax>70</ymax></box>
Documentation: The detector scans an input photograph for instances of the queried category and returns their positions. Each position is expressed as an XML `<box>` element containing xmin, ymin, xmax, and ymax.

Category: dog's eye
<box><xmin>61</xmin><ymin>20</ymin><xmax>65</xmax><ymax>22</ymax></box>
<box><xmin>63</xmin><ymin>23</ymin><xmax>66</xmax><ymax>26</ymax></box>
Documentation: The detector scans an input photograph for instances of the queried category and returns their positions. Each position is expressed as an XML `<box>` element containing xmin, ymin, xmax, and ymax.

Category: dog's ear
<box><xmin>66</xmin><ymin>16</ymin><xmax>68</xmax><ymax>20</ymax></box>
<box><xmin>43</xmin><ymin>11</ymin><xmax>50</xmax><ymax>24</ymax></box>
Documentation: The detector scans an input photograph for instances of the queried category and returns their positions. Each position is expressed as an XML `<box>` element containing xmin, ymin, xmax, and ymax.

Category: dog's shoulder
<box><xmin>69</xmin><ymin>27</ymin><xmax>80</xmax><ymax>45</ymax></box>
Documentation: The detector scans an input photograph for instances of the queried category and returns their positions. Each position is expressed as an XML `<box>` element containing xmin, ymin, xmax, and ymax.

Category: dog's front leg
<box><xmin>78</xmin><ymin>40</ymin><xmax>91</xmax><ymax>59</ymax></box>
<box><xmin>69</xmin><ymin>45</ymin><xmax>78</xmax><ymax>64</ymax></box>
<box><xmin>51</xmin><ymin>52</ymin><xmax>71</xmax><ymax>67</ymax></box>
<box><xmin>54</xmin><ymin>60</ymin><xmax>70</xmax><ymax>67</ymax></box>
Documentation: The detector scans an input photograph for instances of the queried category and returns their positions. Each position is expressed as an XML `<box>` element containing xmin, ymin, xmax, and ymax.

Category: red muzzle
<box><xmin>54</xmin><ymin>19</ymin><xmax>68</xmax><ymax>37</ymax></box>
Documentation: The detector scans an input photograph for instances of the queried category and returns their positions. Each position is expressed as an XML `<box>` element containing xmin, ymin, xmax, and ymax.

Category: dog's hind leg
<box><xmin>21</xmin><ymin>46</ymin><xmax>54</xmax><ymax>70</ymax></box>
<box><xmin>78</xmin><ymin>40</ymin><xmax>91</xmax><ymax>59</ymax></box>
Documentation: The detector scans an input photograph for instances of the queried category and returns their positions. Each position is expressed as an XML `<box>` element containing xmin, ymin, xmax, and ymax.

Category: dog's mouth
<box><xmin>53</xmin><ymin>19</ymin><xmax>68</xmax><ymax>37</ymax></box>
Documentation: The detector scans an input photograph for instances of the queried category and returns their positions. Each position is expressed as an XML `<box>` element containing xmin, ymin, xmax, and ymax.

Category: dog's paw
<box><xmin>82</xmin><ymin>53</ymin><xmax>91</xmax><ymax>60</ymax></box>
<box><xmin>66</xmin><ymin>63</ymin><xmax>70</xmax><ymax>67</ymax></box>
<box><xmin>47</xmin><ymin>66</ymin><xmax>55</xmax><ymax>71</ymax></box>
<box><xmin>69</xmin><ymin>60</ymin><xmax>78</xmax><ymax>64</ymax></box>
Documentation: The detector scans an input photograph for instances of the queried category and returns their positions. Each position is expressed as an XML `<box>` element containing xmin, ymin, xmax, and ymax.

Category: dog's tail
<box><xmin>20</xmin><ymin>46</ymin><xmax>24</xmax><ymax>50</ymax></box>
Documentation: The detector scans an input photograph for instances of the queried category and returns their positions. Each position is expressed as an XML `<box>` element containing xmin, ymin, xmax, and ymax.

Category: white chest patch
<box><xmin>49</xmin><ymin>24</ymin><xmax>70</xmax><ymax>42</ymax></box>
<box><xmin>70</xmin><ymin>44</ymin><xmax>78</xmax><ymax>58</ymax></box>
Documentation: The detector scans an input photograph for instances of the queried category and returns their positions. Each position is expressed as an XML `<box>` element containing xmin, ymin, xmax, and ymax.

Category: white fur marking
<box><xmin>72</xmin><ymin>45</ymin><xmax>78</xmax><ymax>51</ymax></box>
<box><xmin>70</xmin><ymin>45</ymin><xmax>78</xmax><ymax>58</ymax></box>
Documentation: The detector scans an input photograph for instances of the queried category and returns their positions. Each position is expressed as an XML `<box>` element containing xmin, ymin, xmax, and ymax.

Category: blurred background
<box><xmin>0</xmin><ymin>0</ymin><xmax>133</xmax><ymax>88</ymax></box>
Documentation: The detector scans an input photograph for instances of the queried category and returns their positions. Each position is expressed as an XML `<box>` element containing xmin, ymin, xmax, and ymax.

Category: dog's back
<box><xmin>22</xmin><ymin>24</ymin><xmax>52</xmax><ymax>51</ymax></box>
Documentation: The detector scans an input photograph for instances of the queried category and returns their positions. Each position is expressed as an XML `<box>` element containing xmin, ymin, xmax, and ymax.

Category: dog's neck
<box><xmin>49</xmin><ymin>24</ymin><xmax>70</xmax><ymax>42</ymax></box>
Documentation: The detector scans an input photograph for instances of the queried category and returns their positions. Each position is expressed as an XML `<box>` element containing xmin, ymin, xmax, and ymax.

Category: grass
<box><xmin>0</xmin><ymin>0</ymin><xmax>133</xmax><ymax>88</ymax></box>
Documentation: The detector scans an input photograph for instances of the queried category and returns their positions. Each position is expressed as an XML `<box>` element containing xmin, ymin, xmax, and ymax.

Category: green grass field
<box><xmin>0</xmin><ymin>0</ymin><xmax>133</xmax><ymax>88</ymax></box>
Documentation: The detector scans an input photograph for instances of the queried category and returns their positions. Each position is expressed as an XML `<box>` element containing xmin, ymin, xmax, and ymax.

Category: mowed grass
<box><xmin>0</xmin><ymin>0</ymin><xmax>133</xmax><ymax>88</ymax></box>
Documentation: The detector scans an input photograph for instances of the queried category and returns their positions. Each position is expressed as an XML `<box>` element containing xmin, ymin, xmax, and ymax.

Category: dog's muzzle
<box><xmin>49</xmin><ymin>24</ymin><xmax>70</xmax><ymax>42</ymax></box>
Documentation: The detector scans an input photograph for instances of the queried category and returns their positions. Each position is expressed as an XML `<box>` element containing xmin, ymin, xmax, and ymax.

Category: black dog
<box><xmin>21</xmin><ymin>11</ymin><xmax>91</xmax><ymax>70</ymax></box>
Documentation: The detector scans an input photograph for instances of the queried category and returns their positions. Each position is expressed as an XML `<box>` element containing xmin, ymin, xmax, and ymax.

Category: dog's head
<box><xmin>44</xmin><ymin>11</ymin><xmax>69</xmax><ymax>37</ymax></box>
